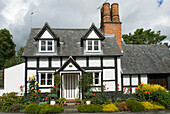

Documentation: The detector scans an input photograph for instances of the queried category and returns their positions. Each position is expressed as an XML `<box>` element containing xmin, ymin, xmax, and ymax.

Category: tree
<box><xmin>4</xmin><ymin>47</ymin><xmax>25</xmax><ymax>68</ymax></box>
<box><xmin>122</xmin><ymin>28</ymin><xmax>169</xmax><ymax>47</ymax></box>
<box><xmin>0</xmin><ymin>29</ymin><xmax>16</xmax><ymax>69</ymax></box>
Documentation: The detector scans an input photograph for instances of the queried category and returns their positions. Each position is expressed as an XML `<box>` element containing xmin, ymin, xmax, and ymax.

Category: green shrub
<box><xmin>59</xmin><ymin>97</ymin><xmax>67</xmax><ymax>104</ymax></box>
<box><xmin>103</xmin><ymin>104</ymin><xmax>118</xmax><ymax>112</ymax></box>
<box><xmin>0</xmin><ymin>92</ymin><xmax>27</xmax><ymax>112</ymax></box>
<box><xmin>78</xmin><ymin>104</ymin><xmax>103</xmax><ymax>112</ymax></box>
<box><xmin>153</xmin><ymin>89</ymin><xmax>170</xmax><ymax>108</ymax></box>
<box><xmin>5</xmin><ymin>104</ymin><xmax>25</xmax><ymax>112</ymax></box>
<box><xmin>39</xmin><ymin>104</ymin><xmax>64</xmax><ymax>113</ymax></box>
<box><xmin>126</xmin><ymin>100</ymin><xmax>145</xmax><ymax>112</ymax></box>
<box><xmin>24</xmin><ymin>103</ymin><xmax>40</xmax><ymax>113</ymax></box>
<box><xmin>141</xmin><ymin>102</ymin><xmax>165</xmax><ymax>110</ymax></box>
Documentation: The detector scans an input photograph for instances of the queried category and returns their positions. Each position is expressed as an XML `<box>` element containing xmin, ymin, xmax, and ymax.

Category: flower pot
<box><xmin>86</xmin><ymin>101</ymin><xmax>91</xmax><ymax>105</ymax></box>
<box><xmin>50</xmin><ymin>99</ymin><xmax>56</xmax><ymax>105</ymax></box>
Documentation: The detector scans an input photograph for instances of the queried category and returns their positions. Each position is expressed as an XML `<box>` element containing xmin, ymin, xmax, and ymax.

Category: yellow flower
<box><xmin>31</xmin><ymin>87</ymin><xmax>34</xmax><ymax>90</ymax></box>
<box><xmin>35</xmin><ymin>81</ymin><xmax>38</xmax><ymax>83</ymax></box>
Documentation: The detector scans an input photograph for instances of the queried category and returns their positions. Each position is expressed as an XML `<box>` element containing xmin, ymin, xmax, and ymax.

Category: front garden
<box><xmin>0</xmin><ymin>74</ymin><xmax>169</xmax><ymax>113</ymax></box>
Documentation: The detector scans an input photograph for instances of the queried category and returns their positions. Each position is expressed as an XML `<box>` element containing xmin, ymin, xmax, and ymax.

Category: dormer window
<box><xmin>86</xmin><ymin>40</ymin><xmax>101</xmax><ymax>52</ymax></box>
<box><xmin>39</xmin><ymin>40</ymin><xmax>54</xmax><ymax>52</ymax></box>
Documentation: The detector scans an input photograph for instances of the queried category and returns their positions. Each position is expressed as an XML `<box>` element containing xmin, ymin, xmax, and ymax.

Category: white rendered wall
<box><xmin>51</xmin><ymin>57</ymin><xmax>60</xmax><ymax>67</ymax></box>
<box><xmin>40</xmin><ymin>30</ymin><xmax>53</xmax><ymax>38</ymax></box>
<box><xmin>40</xmin><ymin>89</ymin><xmax>51</xmax><ymax>93</ymax></box>
<box><xmin>103</xmin><ymin>57</ymin><xmax>115</xmax><ymax>67</ymax></box>
<box><xmin>89</xmin><ymin>57</ymin><xmax>100</xmax><ymax>67</ymax></box>
<box><xmin>141</xmin><ymin>74</ymin><xmax>148</xmax><ymax>84</ymax></box>
<box><xmin>76</xmin><ymin>57</ymin><xmax>86</xmax><ymax>67</ymax></box>
<box><xmin>64</xmin><ymin>63</ymin><xmax>78</xmax><ymax>71</ymax></box>
<box><xmin>0</xmin><ymin>90</ymin><xmax>4</xmax><ymax>96</ymax></box>
<box><xmin>103</xmin><ymin>69</ymin><xmax>115</xmax><ymax>80</ymax></box>
<box><xmin>39</xmin><ymin>58</ymin><xmax>48</xmax><ymax>67</ymax></box>
<box><xmin>103</xmin><ymin>81</ymin><xmax>115</xmax><ymax>91</ymax></box>
<box><xmin>27</xmin><ymin>58</ymin><xmax>36</xmax><ymax>67</ymax></box>
<box><xmin>4</xmin><ymin>63</ymin><xmax>25</xmax><ymax>95</ymax></box>
<box><xmin>87</xmin><ymin>30</ymin><xmax>99</xmax><ymax>39</ymax></box>
<box><xmin>27</xmin><ymin>70</ymin><xmax>36</xmax><ymax>78</ymax></box>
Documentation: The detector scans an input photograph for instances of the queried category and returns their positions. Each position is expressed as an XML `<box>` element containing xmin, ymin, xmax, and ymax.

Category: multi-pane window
<box><xmin>91</xmin><ymin>72</ymin><xmax>101</xmax><ymax>85</ymax></box>
<box><xmin>40</xmin><ymin>40</ymin><xmax>54</xmax><ymax>52</ymax></box>
<box><xmin>86</xmin><ymin>40</ymin><xmax>101</xmax><ymax>52</ymax></box>
<box><xmin>39</xmin><ymin>73</ymin><xmax>53</xmax><ymax>86</ymax></box>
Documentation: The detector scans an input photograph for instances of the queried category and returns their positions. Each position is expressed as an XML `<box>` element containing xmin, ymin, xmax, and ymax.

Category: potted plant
<box><xmin>75</xmin><ymin>98</ymin><xmax>81</xmax><ymax>106</ymax></box>
<box><xmin>84</xmin><ymin>92</ymin><xmax>93</xmax><ymax>105</ymax></box>
<box><xmin>59</xmin><ymin>98</ymin><xmax>67</xmax><ymax>106</ymax></box>
<box><xmin>47</xmin><ymin>94</ymin><xmax>57</xmax><ymax>105</ymax></box>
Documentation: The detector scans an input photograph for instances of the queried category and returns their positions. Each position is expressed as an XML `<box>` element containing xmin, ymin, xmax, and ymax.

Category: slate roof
<box><xmin>121</xmin><ymin>44</ymin><xmax>170</xmax><ymax>74</ymax></box>
<box><xmin>22</xmin><ymin>28</ymin><xmax>122</xmax><ymax>57</ymax></box>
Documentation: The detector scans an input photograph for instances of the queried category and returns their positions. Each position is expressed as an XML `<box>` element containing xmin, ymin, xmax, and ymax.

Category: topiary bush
<box><xmin>24</xmin><ymin>103</ymin><xmax>40</xmax><ymax>113</ymax></box>
<box><xmin>118</xmin><ymin>102</ymin><xmax>130</xmax><ymax>111</ymax></box>
<box><xmin>141</xmin><ymin>102</ymin><xmax>165</xmax><ymax>110</ymax></box>
<box><xmin>78</xmin><ymin>104</ymin><xmax>103</xmax><ymax>112</ymax></box>
<box><xmin>39</xmin><ymin>104</ymin><xmax>64</xmax><ymax>113</ymax></box>
<box><xmin>103</xmin><ymin>104</ymin><xmax>118</xmax><ymax>112</ymax></box>
<box><xmin>126</xmin><ymin>100</ymin><xmax>145</xmax><ymax>112</ymax></box>
<box><xmin>153</xmin><ymin>89</ymin><xmax>170</xmax><ymax>108</ymax></box>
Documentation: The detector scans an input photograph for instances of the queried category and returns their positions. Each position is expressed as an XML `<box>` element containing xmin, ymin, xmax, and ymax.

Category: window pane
<box><xmin>95</xmin><ymin>79</ymin><xmax>99</xmax><ymax>84</ymax></box>
<box><xmin>47</xmin><ymin>74</ymin><xmax>52</xmax><ymax>85</ymax></box>
<box><xmin>94</xmin><ymin>73</ymin><xmax>99</xmax><ymax>84</ymax></box>
<box><xmin>88</xmin><ymin>40</ymin><xmax>92</xmax><ymax>50</ymax></box>
<box><xmin>94</xmin><ymin>41</ymin><xmax>99</xmax><ymax>50</ymax></box>
<box><xmin>48</xmin><ymin>41</ymin><xmax>52</xmax><ymax>45</ymax></box>
<box><xmin>48</xmin><ymin>46</ymin><xmax>52</xmax><ymax>51</ymax></box>
<box><xmin>41</xmin><ymin>40</ymin><xmax>46</xmax><ymax>45</ymax></box>
<box><xmin>41</xmin><ymin>46</ymin><xmax>46</xmax><ymax>51</ymax></box>
<box><xmin>41</xmin><ymin>73</ymin><xmax>46</xmax><ymax>85</ymax></box>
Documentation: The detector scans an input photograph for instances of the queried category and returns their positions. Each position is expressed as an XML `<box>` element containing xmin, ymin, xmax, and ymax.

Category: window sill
<box><xmin>39</xmin><ymin>85</ymin><xmax>54</xmax><ymax>87</ymax></box>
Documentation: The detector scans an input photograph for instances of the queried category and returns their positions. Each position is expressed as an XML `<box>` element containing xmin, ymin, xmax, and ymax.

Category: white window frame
<box><xmin>93</xmin><ymin>72</ymin><xmax>101</xmax><ymax>86</ymax></box>
<box><xmin>38</xmin><ymin>72</ymin><xmax>54</xmax><ymax>87</ymax></box>
<box><xmin>39</xmin><ymin>40</ymin><xmax>54</xmax><ymax>52</ymax></box>
<box><xmin>85</xmin><ymin>40</ymin><xmax>101</xmax><ymax>52</ymax></box>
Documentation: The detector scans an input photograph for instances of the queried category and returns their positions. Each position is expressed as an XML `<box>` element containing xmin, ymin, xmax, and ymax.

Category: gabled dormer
<box><xmin>81</xmin><ymin>23</ymin><xmax>105</xmax><ymax>53</ymax></box>
<box><xmin>34</xmin><ymin>22</ymin><xmax>59</xmax><ymax>53</ymax></box>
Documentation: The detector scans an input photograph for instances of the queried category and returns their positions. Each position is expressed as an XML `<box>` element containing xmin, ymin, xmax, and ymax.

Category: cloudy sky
<box><xmin>0</xmin><ymin>0</ymin><xmax>170</xmax><ymax>50</ymax></box>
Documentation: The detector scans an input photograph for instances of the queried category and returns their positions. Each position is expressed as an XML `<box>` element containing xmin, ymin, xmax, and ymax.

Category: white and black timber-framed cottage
<box><xmin>1</xmin><ymin>2</ymin><xmax>170</xmax><ymax>98</ymax></box>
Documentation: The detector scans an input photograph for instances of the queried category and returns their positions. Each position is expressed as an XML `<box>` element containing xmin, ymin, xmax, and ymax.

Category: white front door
<box><xmin>63</xmin><ymin>74</ymin><xmax>79</xmax><ymax>99</ymax></box>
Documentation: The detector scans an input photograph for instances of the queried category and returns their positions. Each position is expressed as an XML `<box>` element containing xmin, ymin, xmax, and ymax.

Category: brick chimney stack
<box><xmin>101</xmin><ymin>3</ymin><xmax>122</xmax><ymax>50</ymax></box>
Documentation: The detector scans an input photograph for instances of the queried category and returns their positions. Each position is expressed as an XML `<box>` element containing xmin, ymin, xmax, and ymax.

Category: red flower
<box><xmin>20</xmin><ymin>85</ymin><xmax>22</xmax><ymax>88</ymax></box>
<box><xmin>34</xmin><ymin>93</ymin><xmax>36</xmax><ymax>95</ymax></box>
<box><xmin>127</xmin><ymin>90</ymin><xmax>129</xmax><ymax>92</ymax></box>
<box><xmin>129</xmin><ymin>87</ymin><xmax>132</xmax><ymax>89</ymax></box>
<box><xmin>45</xmin><ymin>97</ymin><xmax>48</xmax><ymax>101</ymax></box>
<box><xmin>107</xmin><ymin>87</ymin><xmax>109</xmax><ymax>90</ymax></box>
<box><xmin>145</xmin><ymin>91</ymin><xmax>147</xmax><ymax>94</ymax></box>
<box><xmin>117</xmin><ymin>84</ymin><xmax>119</xmax><ymax>86</ymax></box>
<box><xmin>141</xmin><ymin>84</ymin><xmax>143</xmax><ymax>86</ymax></box>
<box><xmin>50</xmin><ymin>89</ymin><xmax>52</xmax><ymax>92</ymax></box>
<box><xmin>143</xmin><ymin>89</ymin><xmax>146</xmax><ymax>91</ymax></box>
<box><xmin>139</xmin><ymin>89</ymin><xmax>141</xmax><ymax>91</ymax></box>
<box><xmin>124</xmin><ymin>87</ymin><xmax>126</xmax><ymax>90</ymax></box>
<box><xmin>148</xmin><ymin>91</ymin><xmax>150</xmax><ymax>94</ymax></box>
<box><xmin>95</xmin><ymin>88</ymin><xmax>96</xmax><ymax>90</ymax></box>
<box><xmin>53</xmin><ymin>86</ymin><xmax>56</xmax><ymax>88</ymax></box>
<box><xmin>93</xmin><ymin>93</ymin><xmax>95</xmax><ymax>96</ymax></box>
<box><xmin>101</xmin><ymin>101</ymin><xmax>103</xmax><ymax>103</ymax></box>
<box><xmin>38</xmin><ymin>89</ymin><xmax>40</xmax><ymax>92</ymax></box>
<box><xmin>118</xmin><ymin>87</ymin><xmax>119</xmax><ymax>90</ymax></box>
<box><xmin>135</xmin><ymin>88</ymin><xmax>138</xmax><ymax>90</ymax></box>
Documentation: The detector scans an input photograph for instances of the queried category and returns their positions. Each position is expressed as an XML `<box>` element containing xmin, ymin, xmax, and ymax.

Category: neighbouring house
<box><xmin>1</xmin><ymin>2</ymin><xmax>170</xmax><ymax>99</ymax></box>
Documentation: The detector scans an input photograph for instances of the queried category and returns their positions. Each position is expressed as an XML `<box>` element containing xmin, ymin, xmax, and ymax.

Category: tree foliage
<box><xmin>0</xmin><ymin>29</ymin><xmax>16</xmax><ymax>69</ymax></box>
<box><xmin>122</xmin><ymin>28</ymin><xmax>168</xmax><ymax>46</ymax></box>
<box><xmin>3</xmin><ymin>46</ymin><xmax>25</xmax><ymax>68</ymax></box>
